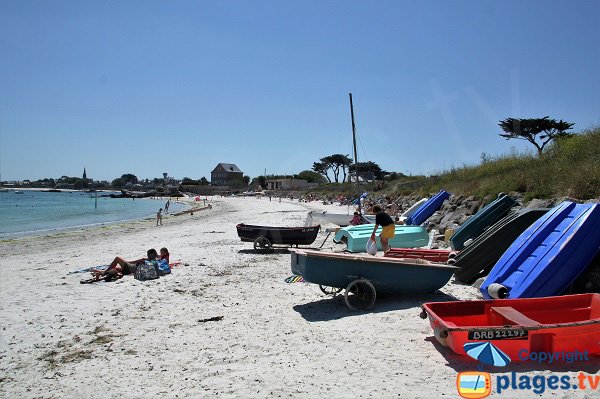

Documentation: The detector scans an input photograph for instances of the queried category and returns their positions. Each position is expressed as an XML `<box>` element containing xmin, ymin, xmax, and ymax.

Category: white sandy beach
<box><xmin>0</xmin><ymin>197</ymin><xmax>597</xmax><ymax>399</ymax></box>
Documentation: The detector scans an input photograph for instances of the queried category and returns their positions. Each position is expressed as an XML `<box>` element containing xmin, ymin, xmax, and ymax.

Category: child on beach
<box><xmin>158</xmin><ymin>247</ymin><xmax>171</xmax><ymax>275</ymax></box>
<box><xmin>370</xmin><ymin>205</ymin><xmax>395</xmax><ymax>254</ymax></box>
<box><xmin>350</xmin><ymin>211</ymin><xmax>363</xmax><ymax>226</ymax></box>
<box><xmin>157</xmin><ymin>208</ymin><xmax>163</xmax><ymax>226</ymax></box>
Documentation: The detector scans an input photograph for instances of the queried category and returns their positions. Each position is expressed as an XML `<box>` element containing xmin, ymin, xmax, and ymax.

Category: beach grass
<box><xmin>387</xmin><ymin>126</ymin><xmax>600</xmax><ymax>200</ymax></box>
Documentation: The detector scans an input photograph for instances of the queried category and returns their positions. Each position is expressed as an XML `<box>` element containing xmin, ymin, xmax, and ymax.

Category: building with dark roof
<box><xmin>211</xmin><ymin>163</ymin><xmax>243</xmax><ymax>186</ymax></box>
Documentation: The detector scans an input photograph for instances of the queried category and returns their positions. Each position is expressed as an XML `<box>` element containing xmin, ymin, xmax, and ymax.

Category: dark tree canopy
<box><xmin>312</xmin><ymin>161</ymin><xmax>331</xmax><ymax>183</ymax></box>
<box><xmin>298</xmin><ymin>170</ymin><xmax>327</xmax><ymax>184</ymax></box>
<box><xmin>323</xmin><ymin>154</ymin><xmax>353</xmax><ymax>183</ymax></box>
<box><xmin>498</xmin><ymin>116</ymin><xmax>574</xmax><ymax>155</ymax></box>
<box><xmin>349</xmin><ymin>161</ymin><xmax>387</xmax><ymax>180</ymax></box>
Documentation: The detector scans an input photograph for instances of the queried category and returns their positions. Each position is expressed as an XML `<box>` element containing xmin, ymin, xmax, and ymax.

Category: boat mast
<box><xmin>349</xmin><ymin>92</ymin><xmax>362</xmax><ymax>215</ymax></box>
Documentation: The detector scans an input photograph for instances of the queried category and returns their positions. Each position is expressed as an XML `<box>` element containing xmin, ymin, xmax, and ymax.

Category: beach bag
<box><xmin>366</xmin><ymin>239</ymin><xmax>378</xmax><ymax>256</ymax></box>
<box><xmin>134</xmin><ymin>260</ymin><xmax>160</xmax><ymax>281</ymax></box>
<box><xmin>157</xmin><ymin>259</ymin><xmax>171</xmax><ymax>275</ymax></box>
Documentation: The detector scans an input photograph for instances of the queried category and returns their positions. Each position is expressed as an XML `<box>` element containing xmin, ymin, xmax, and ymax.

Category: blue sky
<box><xmin>1</xmin><ymin>0</ymin><xmax>599</xmax><ymax>182</ymax></box>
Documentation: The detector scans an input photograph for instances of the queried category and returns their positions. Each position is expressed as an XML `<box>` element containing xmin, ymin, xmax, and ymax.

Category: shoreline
<box><xmin>0</xmin><ymin>193</ymin><xmax>196</xmax><ymax>241</ymax></box>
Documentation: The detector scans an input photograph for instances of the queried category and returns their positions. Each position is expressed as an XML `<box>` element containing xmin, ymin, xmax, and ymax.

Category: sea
<box><xmin>0</xmin><ymin>190</ymin><xmax>186</xmax><ymax>239</ymax></box>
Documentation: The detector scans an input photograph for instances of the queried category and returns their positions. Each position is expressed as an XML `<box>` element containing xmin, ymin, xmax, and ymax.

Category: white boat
<box><xmin>305</xmin><ymin>210</ymin><xmax>369</xmax><ymax>227</ymax></box>
<box><xmin>304</xmin><ymin>198</ymin><xmax>428</xmax><ymax>227</ymax></box>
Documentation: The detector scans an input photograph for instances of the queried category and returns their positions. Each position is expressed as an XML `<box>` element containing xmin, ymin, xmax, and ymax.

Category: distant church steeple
<box><xmin>83</xmin><ymin>167</ymin><xmax>87</xmax><ymax>180</ymax></box>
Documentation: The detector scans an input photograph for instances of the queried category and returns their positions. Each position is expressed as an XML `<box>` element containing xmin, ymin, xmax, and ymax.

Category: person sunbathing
<box><xmin>81</xmin><ymin>249</ymin><xmax>159</xmax><ymax>284</ymax></box>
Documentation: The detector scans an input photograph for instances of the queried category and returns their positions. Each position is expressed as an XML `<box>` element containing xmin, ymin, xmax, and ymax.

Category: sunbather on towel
<box><xmin>83</xmin><ymin>249</ymin><xmax>159</xmax><ymax>283</ymax></box>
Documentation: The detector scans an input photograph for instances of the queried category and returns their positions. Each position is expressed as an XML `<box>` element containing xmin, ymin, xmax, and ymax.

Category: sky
<box><xmin>1</xmin><ymin>0</ymin><xmax>599</xmax><ymax>182</ymax></box>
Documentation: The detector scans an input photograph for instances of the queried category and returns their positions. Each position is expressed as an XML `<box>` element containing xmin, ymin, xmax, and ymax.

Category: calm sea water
<box><xmin>0</xmin><ymin>190</ymin><xmax>186</xmax><ymax>238</ymax></box>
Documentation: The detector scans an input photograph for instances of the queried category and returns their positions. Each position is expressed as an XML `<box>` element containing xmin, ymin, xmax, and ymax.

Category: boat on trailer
<box><xmin>291</xmin><ymin>248</ymin><xmax>457</xmax><ymax>310</ymax></box>
<box><xmin>420</xmin><ymin>293</ymin><xmax>600</xmax><ymax>361</ymax></box>
<box><xmin>236</xmin><ymin>224</ymin><xmax>320</xmax><ymax>252</ymax></box>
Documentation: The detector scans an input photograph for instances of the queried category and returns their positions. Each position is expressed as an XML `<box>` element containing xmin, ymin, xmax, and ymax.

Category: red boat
<box><xmin>420</xmin><ymin>293</ymin><xmax>600</xmax><ymax>361</ymax></box>
<box><xmin>385</xmin><ymin>248</ymin><xmax>456</xmax><ymax>263</ymax></box>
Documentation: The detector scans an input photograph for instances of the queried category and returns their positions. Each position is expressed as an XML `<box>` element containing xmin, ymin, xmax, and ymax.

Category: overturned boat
<box><xmin>481</xmin><ymin>201</ymin><xmax>600</xmax><ymax>299</ymax></box>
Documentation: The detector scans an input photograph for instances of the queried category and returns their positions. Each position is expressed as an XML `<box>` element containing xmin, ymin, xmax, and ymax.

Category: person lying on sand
<box><xmin>81</xmin><ymin>248</ymin><xmax>159</xmax><ymax>284</ymax></box>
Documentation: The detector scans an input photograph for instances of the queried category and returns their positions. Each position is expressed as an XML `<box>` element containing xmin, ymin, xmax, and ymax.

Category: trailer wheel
<box><xmin>344</xmin><ymin>279</ymin><xmax>376</xmax><ymax>310</ymax></box>
<box><xmin>253</xmin><ymin>236</ymin><xmax>272</xmax><ymax>253</ymax></box>
<box><xmin>319</xmin><ymin>285</ymin><xmax>343</xmax><ymax>295</ymax></box>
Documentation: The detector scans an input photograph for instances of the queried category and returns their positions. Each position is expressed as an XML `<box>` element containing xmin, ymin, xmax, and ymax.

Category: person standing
<box><xmin>370</xmin><ymin>205</ymin><xmax>395</xmax><ymax>253</ymax></box>
<box><xmin>157</xmin><ymin>208</ymin><xmax>163</xmax><ymax>226</ymax></box>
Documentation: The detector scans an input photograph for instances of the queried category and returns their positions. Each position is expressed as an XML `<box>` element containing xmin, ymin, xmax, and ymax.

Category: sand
<box><xmin>0</xmin><ymin>197</ymin><xmax>596</xmax><ymax>398</ymax></box>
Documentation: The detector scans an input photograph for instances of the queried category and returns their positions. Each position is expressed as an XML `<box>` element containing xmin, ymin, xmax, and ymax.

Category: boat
<box><xmin>291</xmin><ymin>248</ymin><xmax>458</xmax><ymax>310</ymax></box>
<box><xmin>305</xmin><ymin>210</ymin><xmax>371</xmax><ymax>227</ymax></box>
<box><xmin>385</xmin><ymin>248</ymin><xmax>455</xmax><ymax>263</ymax></box>
<box><xmin>453</xmin><ymin>208</ymin><xmax>549</xmax><ymax>284</ymax></box>
<box><xmin>304</xmin><ymin>197</ymin><xmax>428</xmax><ymax>227</ymax></box>
<box><xmin>14</xmin><ymin>190</ymin><xmax>23</xmax><ymax>194</ymax></box>
<box><xmin>333</xmin><ymin>224</ymin><xmax>429</xmax><ymax>252</ymax></box>
<box><xmin>449</xmin><ymin>193</ymin><xmax>517</xmax><ymax>251</ymax></box>
<box><xmin>480</xmin><ymin>201</ymin><xmax>600</xmax><ymax>299</ymax></box>
<box><xmin>404</xmin><ymin>190</ymin><xmax>450</xmax><ymax>226</ymax></box>
<box><xmin>420</xmin><ymin>293</ymin><xmax>600</xmax><ymax>361</ymax></box>
<box><xmin>236</xmin><ymin>223</ymin><xmax>320</xmax><ymax>252</ymax></box>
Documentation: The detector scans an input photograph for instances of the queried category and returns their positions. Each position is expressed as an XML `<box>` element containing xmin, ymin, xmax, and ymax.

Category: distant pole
<box><xmin>95</xmin><ymin>190</ymin><xmax>98</xmax><ymax>209</ymax></box>
<box><xmin>349</xmin><ymin>93</ymin><xmax>361</xmax><ymax>215</ymax></box>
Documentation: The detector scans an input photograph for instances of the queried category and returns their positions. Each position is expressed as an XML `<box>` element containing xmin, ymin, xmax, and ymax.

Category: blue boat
<box><xmin>405</xmin><ymin>189</ymin><xmax>450</xmax><ymax>226</ymax></box>
<box><xmin>290</xmin><ymin>249</ymin><xmax>458</xmax><ymax>310</ymax></box>
<box><xmin>333</xmin><ymin>224</ymin><xmax>429</xmax><ymax>252</ymax></box>
<box><xmin>449</xmin><ymin>193</ymin><xmax>517</xmax><ymax>251</ymax></box>
<box><xmin>481</xmin><ymin>201</ymin><xmax>600</xmax><ymax>299</ymax></box>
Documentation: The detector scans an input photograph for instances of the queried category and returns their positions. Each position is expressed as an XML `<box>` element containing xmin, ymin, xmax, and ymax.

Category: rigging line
<box><xmin>353</xmin><ymin>126</ymin><xmax>373</xmax><ymax>174</ymax></box>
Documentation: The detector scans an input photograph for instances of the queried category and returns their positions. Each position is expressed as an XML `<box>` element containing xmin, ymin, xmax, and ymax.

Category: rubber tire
<box><xmin>344</xmin><ymin>279</ymin><xmax>376</xmax><ymax>310</ymax></box>
<box><xmin>253</xmin><ymin>236</ymin><xmax>272</xmax><ymax>253</ymax></box>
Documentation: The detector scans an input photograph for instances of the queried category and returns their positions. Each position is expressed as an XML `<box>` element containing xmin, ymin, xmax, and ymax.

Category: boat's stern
<box><xmin>290</xmin><ymin>249</ymin><xmax>306</xmax><ymax>277</ymax></box>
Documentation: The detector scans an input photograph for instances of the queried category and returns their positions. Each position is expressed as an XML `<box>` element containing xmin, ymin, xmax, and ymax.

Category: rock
<box><xmin>525</xmin><ymin>198</ymin><xmax>555</xmax><ymax>209</ymax></box>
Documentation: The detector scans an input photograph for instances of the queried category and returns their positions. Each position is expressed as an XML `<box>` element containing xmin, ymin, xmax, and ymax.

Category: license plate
<box><xmin>468</xmin><ymin>328</ymin><xmax>529</xmax><ymax>340</ymax></box>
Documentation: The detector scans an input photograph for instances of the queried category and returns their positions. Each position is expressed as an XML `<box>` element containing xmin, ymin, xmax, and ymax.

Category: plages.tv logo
<box><xmin>457</xmin><ymin>372</ymin><xmax>492</xmax><ymax>399</ymax></box>
<box><xmin>456</xmin><ymin>341</ymin><xmax>511</xmax><ymax>399</ymax></box>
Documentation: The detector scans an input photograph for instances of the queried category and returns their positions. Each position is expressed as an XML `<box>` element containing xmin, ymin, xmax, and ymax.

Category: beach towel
<box><xmin>284</xmin><ymin>275</ymin><xmax>305</xmax><ymax>283</ymax></box>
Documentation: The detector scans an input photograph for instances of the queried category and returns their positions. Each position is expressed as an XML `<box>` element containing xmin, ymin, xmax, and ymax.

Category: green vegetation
<box><xmin>385</xmin><ymin>126</ymin><xmax>600</xmax><ymax>200</ymax></box>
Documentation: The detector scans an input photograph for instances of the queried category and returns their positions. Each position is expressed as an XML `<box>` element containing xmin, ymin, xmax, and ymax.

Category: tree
<box><xmin>498</xmin><ymin>117</ymin><xmax>575</xmax><ymax>156</ymax></box>
<box><xmin>111</xmin><ymin>178</ymin><xmax>124</xmax><ymax>188</ymax></box>
<box><xmin>298</xmin><ymin>170</ymin><xmax>327</xmax><ymax>184</ymax></box>
<box><xmin>199</xmin><ymin>177</ymin><xmax>209</xmax><ymax>186</ymax></box>
<box><xmin>181</xmin><ymin>177</ymin><xmax>197</xmax><ymax>185</ymax></box>
<box><xmin>120</xmin><ymin>173</ymin><xmax>139</xmax><ymax>185</ymax></box>
<box><xmin>312</xmin><ymin>161</ymin><xmax>331</xmax><ymax>183</ymax></box>
<box><xmin>322</xmin><ymin>154</ymin><xmax>353</xmax><ymax>183</ymax></box>
<box><xmin>349</xmin><ymin>161</ymin><xmax>387</xmax><ymax>180</ymax></box>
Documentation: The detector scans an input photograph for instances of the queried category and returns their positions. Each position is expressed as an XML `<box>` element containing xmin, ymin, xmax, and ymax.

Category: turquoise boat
<box><xmin>405</xmin><ymin>189</ymin><xmax>450</xmax><ymax>226</ymax></box>
<box><xmin>333</xmin><ymin>224</ymin><xmax>429</xmax><ymax>252</ymax></box>
<box><xmin>450</xmin><ymin>193</ymin><xmax>517</xmax><ymax>251</ymax></box>
<box><xmin>291</xmin><ymin>249</ymin><xmax>458</xmax><ymax>310</ymax></box>
<box><xmin>481</xmin><ymin>201</ymin><xmax>600</xmax><ymax>299</ymax></box>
